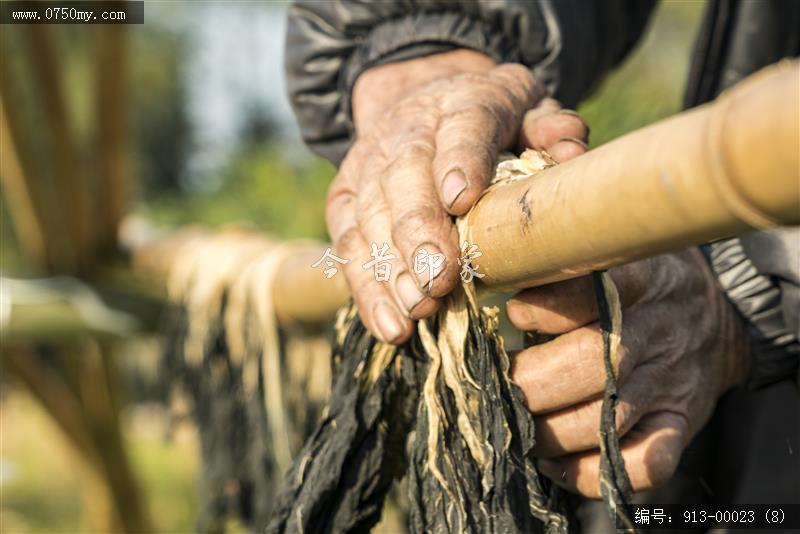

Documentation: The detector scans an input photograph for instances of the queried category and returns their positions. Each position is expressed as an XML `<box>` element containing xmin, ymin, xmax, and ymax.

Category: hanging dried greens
<box><xmin>407</xmin><ymin>288</ymin><xmax>570</xmax><ymax>533</ymax></box>
<box><xmin>268</xmin><ymin>284</ymin><xmax>582</xmax><ymax>533</ymax></box>
<box><xmin>266</xmin><ymin>151</ymin><xmax>634</xmax><ymax>533</ymax></box>
<box><xmin>158</xmin><ymin>234</ymin><xmax>333</xmax><ymax>531</ymax></box>
<box><xmin>593</xmin><ymin>271</ymin><xmax>635</xmax><ymax>530</ymax></box>
<box><xmin>267</xmin><ymin>306</ymin><xmax>424</xmax><ymax>533</ymax></box>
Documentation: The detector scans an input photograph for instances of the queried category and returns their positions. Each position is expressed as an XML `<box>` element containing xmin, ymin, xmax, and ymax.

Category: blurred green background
<box><xmin>0</xmin><ymin>1</ymin><xmax>704</xmax><ymax>532</ymax></box>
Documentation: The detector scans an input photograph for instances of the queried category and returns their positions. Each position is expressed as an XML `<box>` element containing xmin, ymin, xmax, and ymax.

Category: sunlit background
<box><xmin>0</xmin><ymin>2</ymin><xmax>704</xmax><ymax>531</ymax></box>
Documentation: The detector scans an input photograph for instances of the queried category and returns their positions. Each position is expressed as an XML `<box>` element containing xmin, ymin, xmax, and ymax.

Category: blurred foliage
<box><xmin>579</xmin><ymin>1</ymin><xmax>704</xmax><ymax>145</ymax></box>
<box><xmin>140</xmin><ymin>143</ymin><xmax>334</xmax><ymax>240</ymax></box>
<box><xmin>0</xmin><ymin>392</ymin><xmax>199</xmax><ymax>533</ymax></box>
<box><xmin>132</xmin><ymin>22</ymin><xmax>193</xmax><ymax>194</ymax></box>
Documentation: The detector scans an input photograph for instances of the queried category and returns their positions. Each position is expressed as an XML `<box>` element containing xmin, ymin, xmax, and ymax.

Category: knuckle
<box><xmin>439</xmin><ymin>136</ymin><xmax>495</xmax><ymax>167</ymax></box>
<box><xmin>576</xmin><ymin>327</ymin><xmax>604</xmax><ymax>361</ymax></box>
<box><xmin>391</xmin><ymin>204</ymin><xmax>441</xmax><ymax>240</ymax></box>
<box><xmin>325</xmin><ymin>189</ymin><xmax>355</xmax><ymax>231</ymax></box>
<box><xmin>355</xmin><ymin>203</ymin><xmax>383</xmax><ymax>230</ymax></box>
<box><xmin>336</xmin><ymin>227</ymin><xmax>362</xmax><ymax>255</ymax></box>
<box><xmin>496</xmin><ymin>62</ymin><xmax>535</xmax><ymax>83</ymax></box>
<box><xmin>326</xmin><ymin>181</ymin><xmax>353</xmax><ymax>208</ymax></box>
<box><xmin>383</xmin><ymin>141</ymin><xmax>434</xmax><ymax>175</ymax></box>
<box><xmin>454</xmin><ymin>71</ymin><xmax>489</xmax><ymax>87</ymax></box>
<box><xmin>492</xmin><ymin>63</ymin><xmax>538</xmax><ymax>102</ymax></box>
<box><xmin>473</xmin><ymin>101</ymin><xmax>508</xmax><ymax>127</ymax></box>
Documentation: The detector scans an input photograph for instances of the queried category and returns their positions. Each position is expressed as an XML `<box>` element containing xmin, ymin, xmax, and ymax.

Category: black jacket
<box><xmin>284</xmin><ymin>0</ymin><xmax>800</xmax><ymax>387</ymax></box>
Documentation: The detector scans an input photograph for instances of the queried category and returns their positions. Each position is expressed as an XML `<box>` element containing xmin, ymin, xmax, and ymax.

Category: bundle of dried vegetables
<box><xmin>268</xmin><ymin>151</ymin><xmax>634</xmax><ymax>533</ymax></box>
<box><xmin>158</xmin><ymin>230</ymin><xmax>332</xmax><ymax>531</ymax></box>
<box><xmin>267</xmin><ymin>286</ymin><xmax>570</xmax><ymax>534</ymax></box>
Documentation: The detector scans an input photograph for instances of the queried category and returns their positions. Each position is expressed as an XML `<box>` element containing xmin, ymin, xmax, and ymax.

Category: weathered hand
<box><xmin>506</xmin><ymin>250</ymin><xmax>751</xmax><ymax>497</ymax></box>
<box><xmin>328</xmin><ymin>50</ymin><xmax>588</xmax><ymax>343</ymax></box>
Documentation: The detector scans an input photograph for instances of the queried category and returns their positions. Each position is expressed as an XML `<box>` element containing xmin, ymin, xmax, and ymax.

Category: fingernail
<box><xmin>555</xmin><ymin>110</ymin><xmax>591</xmax><ymax>137</ymax></box>
<box><xmin>442</xmin><ymin>169</ymin><xmax>467</xmax><ymax>208</ymax></box>
<box><xmin>397</xmin><ymin>272</ymin><xmax>425</xmax><ymax>314</ymax></box>
<box><xmin>413</xmin><ymin>243</ymin><xmax>446</xmax><ymax>290</ymax></box>
<box><xmin>373</xmin><ymin>301</ymin><xmax>404</xmax><ymax>343</ymax></box>
<box><xmin>555</xmin><ymin>109</ymin><xmax>582</xmax><ymax>118</ymax></box>
<box><xmin>555</xmin><ymin>136</ymin><xmax>589</xmax><ymax>149</ymax></box>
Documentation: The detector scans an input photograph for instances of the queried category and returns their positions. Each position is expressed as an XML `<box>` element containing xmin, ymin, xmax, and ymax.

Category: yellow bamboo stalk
<box><xmin>0</xmin><ymin>98</ymin><xmax>49</xmax><ymax>269</ymax></box>
<box><xmin>94</xmin><ymin>24</ymin><xmax>130</xmax><ymax>251</ymax></box>
<box><xmin>21</xmin><ymin>25</ymin><xmax>89</xmax><ymax>270</ymax></box>
<box><xmin>1</xmin><ymin>344</ymin><xmax>151</xmax><ymax>533</ymax></box>
<box><xmin>0</xmin><ymin>46</ymin><xmax>74</xmax><ymax>271</ymax></box>
<box><xmin>126</xmin><ymin>60</ymin><xmax>798</xmax><ymax>325</ymax></box>
<box><xmin>463</xmin><ymin>59</ymin><xmax>800</xmax><ymax>289</ymax></box>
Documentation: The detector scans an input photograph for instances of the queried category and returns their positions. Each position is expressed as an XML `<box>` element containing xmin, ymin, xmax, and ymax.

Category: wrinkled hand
<box><xmin>328</xmin><ymin>50</ymin><xmax>588</xmax><ymax>343</ymax></box>
<box><xmin>506</xmin><ymin>250</ymin><xmax>751</xmax><ymax>497</ymax></box>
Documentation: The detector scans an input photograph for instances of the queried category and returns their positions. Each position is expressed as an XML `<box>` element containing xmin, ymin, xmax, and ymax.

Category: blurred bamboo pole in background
<box><xmin>0</xmin><ymin>98</ymin><xmax>49</xmax><ymax>268</ymax></box>
<box><xmin>0</xmin><ymin>49</ymin><xmax>69</xmax><ymax>271</ymax></box>
<box><xmin>94</xmin><ymin>24</ymin><xmax>130</xmax><ymax>252</ymax></box>
<box><xmin>1</xmin><ymin>343</ymin><xmax>152</xmax><ymax>533</ymax></box>
<box><xmin>1</xmin><ymin>24</ymin><xmax>152</xmax><ymax>534</ymax></box>
<box><xmin>21</xmin><ymin>25</ymin><xmax>88</xmax><ymax>270</ymax></box>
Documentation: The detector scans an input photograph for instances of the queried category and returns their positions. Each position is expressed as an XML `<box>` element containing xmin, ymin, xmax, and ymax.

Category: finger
<box><xmin>506</xmin><ymin>264</ymin><xmax>652</xmax><ymax>334</ymax></box>
<box><xmin>531</xmin><ymin>364</ymin><xmax>663</xmax><ymax>457</ymax></box>
<box><xmin>507</xmin><ymin>275</ymin><xmax>598</xmax><ymax>334</ymax></box>
<box><xmin>510</xmin><ymin>312</ymin><xmax>651</xmax><ymax>413</ymax></box>
<box><xmin>377</xmin><ymin>135</ymin><xmax>462</xmax><ymax>298</ymax></box>
<box><xmin>327</xmin><ymin>153</ymin><xmax>413</xmax><ymax>343</ymax></box>
<box><xmin>519</xmin><ymin>99</ymin><xmax>589</xmax><ymax>152</ymax></box>
<box><xmin>537</xmin><ymin>411</ymin><xmax>687</xmax><ymax>498</ymax></box>
<box><xmin>355</xmin><ymin>168</ymin><xmax>440</xmax><ymax>321</ymax></box>
<box><xmin>433</xmin><ymin>65</ymin><xmax>541</xmax><ymax>215</ymax></box>
<box><xmin>547</xmin><ymin>137</ymin><xmax>588</xmax><ymax>163</ymax></box>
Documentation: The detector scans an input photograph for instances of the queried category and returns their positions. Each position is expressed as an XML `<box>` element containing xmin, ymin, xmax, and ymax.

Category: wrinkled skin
<box><xmin>330</xmin><ymin>49</ymin><xmax>751</xmax><ymax>499</ymax></box>
<box><xmin>331</xmin><ymin>50</ymin><xmax>588</xmax><ymax>343</ymax></box>
<box><xmin>507</xmin><ymin>251</ymin><xmax>751</xmax><ymax>497</ymax></box>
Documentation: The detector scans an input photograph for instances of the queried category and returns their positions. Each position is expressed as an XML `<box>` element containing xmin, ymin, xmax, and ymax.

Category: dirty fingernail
<box><xmin>373</xmin><ymin>301</ymin><xmax>404</xmax><ymax>343</ymax></box>
<box><xmin>397</xmin><ymin>272</ymin><xmax>425</xmax><ymax>314</ymax></box>
<box><xmin>555</xmin><ymin>109</ymin><xmax>581</xmax><ymax>118</ymax></box>
<box><xmin>555</xmin><ymin>110</ymin><xmax>591</xmax><ymax>137</ymax></box>
<box><xmin>555</xmin><ymin>136</ymin><xmax>589</xmax><ymax>149</ymax></box>
<box><xmin>442</xmin><ymin>169</ymin><xmax>467</xmax><ymax>207</ymax></box>
<box><xmin>412</xmin><ymin>243</ymin><xmax>446</xmax><ymax>290</ymax></box>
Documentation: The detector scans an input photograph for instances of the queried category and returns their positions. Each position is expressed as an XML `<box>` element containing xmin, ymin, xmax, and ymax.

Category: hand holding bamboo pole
<box><xmin>125</xmin><ymin>60</ymin><xmax>798</xmax><ymax>328</ymax></box>
<box><xmin>464</xmin><ymin>59</ymin><xmax>799</xmax><ymax>290</ymax></box>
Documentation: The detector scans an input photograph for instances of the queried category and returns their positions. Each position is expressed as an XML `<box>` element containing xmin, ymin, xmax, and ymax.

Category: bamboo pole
<box><xmin>94</xmin><ymin>24</ymin><xmax>130</xmax><ymax>252</ymax></box>
<box><xmin>270</xmin><ymin>60</ymin><xmax>798</xmax><ymax>314</ymax></box>
<box><xmin>21</xmin><ymin>25</ymin><xmax>88</xmax><ymax>270</ymax></box>
<box><xmin>6</xmin><ymin>61</ymin><xmax>797</xmax><ymax>334</ymax></box>
<box><xmin>128</xmin><ymin>60</ymin><xmax>798</xmax><ymax>324</ymax></box>
<box><xmin>464</xmin><ymin>59</ymin><xmax>800</xmax><ymax>289</ymax></box>
<box><xmin>0</xmin><ymin>47</ymin><xmax>69</xmax><ymax>271</ymax></box>
<box><xmin>0</xmin><ymin>98</ymin><xmax>50</xmax><ymax>269</ymax></box>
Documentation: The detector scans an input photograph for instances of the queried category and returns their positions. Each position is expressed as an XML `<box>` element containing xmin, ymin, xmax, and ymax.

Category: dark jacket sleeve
<box><xmin>284</xmin><ymin>0</ymin><xmax>656</xmax><ymax>165</ymax></box>
<box><xmin>706</xmin><ymin>228</ymin><xmax>800</xmax><ymax>388</ymax></box>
